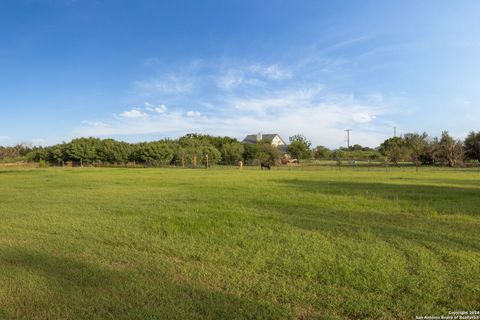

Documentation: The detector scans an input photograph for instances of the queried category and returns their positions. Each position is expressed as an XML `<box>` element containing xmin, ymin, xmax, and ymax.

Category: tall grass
<box><xmin>0</xmin><ymin>167</ymin><xmax>478</xmax><ymax>319</ymax></box>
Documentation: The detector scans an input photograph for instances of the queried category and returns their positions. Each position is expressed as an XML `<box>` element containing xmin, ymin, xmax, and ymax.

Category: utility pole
<box><xmin>345</xmin><ymin>129</ymin><xmax>352</xmax><ymax>161</ymax></box>
<box><xmin>394</xmin><ymin>126</ymin><xmax>397</xmax><ymax>137</ymax></box>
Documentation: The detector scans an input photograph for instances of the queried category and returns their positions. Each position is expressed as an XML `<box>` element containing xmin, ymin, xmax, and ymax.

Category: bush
<box><xmin>38</xmin><ymin>159</ymin><xmax>47</xmax><ymax>168</ymax></box>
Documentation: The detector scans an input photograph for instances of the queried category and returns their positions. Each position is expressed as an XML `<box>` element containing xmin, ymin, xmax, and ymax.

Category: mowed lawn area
<box><xmin>0</xmin><ymin>167</ymin><xmax>479</xmax><ymax>319</ymax></box>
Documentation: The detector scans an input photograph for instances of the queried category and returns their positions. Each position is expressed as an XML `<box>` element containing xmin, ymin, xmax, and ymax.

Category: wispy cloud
<box><xmin>248</xmin><ymin>64</ymin><xmax>292</xmax><ymax>80</ymax></box>
<box><xmin>320</xmin><ymin>35</ymin><xmax>372</xmax><ymax>53</ymax></box>
<box><xmin>77</xmin><ymin>88</ymin><xmax>391</xmax><ymax>147</ymax></box>
<box><xmin>230</xmin><ymin>86</ymin><xmax>323</xmax><ymax>114</ymax></box>
<box><xmin>216</xmin><ymin>63</ymin><xmax>292</xmax><ymax>91</ymax></box>
<box><xmin>217</xmin><ymin>70</ymin><xmax>246</xmax><ymax>90</ymax></box>
<box><xmin>76</xmin><ymin>57</ymin><xmax>397</xmax><ymax>147</ymax></box>
<box><xmin>186</xmin><ymin>110</ymin><xmax>201</xmax><ymax>117</ymax></box>
<box><xmin>120</xmin><ymin>108</ymin><xmax>148</xmax><ymax>119</ymax></box>
<box><xmin>134</xmin><ymin>75</ymin><xmax>193</xmax><ymax>96</ymax></box>
<box><xmin>144</xmin><ymin>102</ymin><xmax>167</xmax><ymax>113</ymax></box>
<box><xmin>81</xmin><ymin>121</ymin><xmax>108</xmax><ymax>128</ymax></box>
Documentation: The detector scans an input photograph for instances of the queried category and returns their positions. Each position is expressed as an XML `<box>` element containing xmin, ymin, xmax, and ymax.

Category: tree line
<box><xmin>278</xmin><ymin>131</ymin><xmax>480</xmax><ymax>168</ymax></box>
<box><xmin>311</xmin><ymin>131</ymin><xmax>480</xmax><ymax>168</ymax></box>
<box><xmin>0</xmin><ymin>130</ymin><xmax>479</xmax><ymax>168</ymax></box>
<box><xmin>1</xmin><ymin>134</ymin><xmax>282</xmax><ymax>167</ymax></box>
<box><xmin>377</xmin><ymin>131</ymin><xmax>479</xmax><ymax>169</ymax></box>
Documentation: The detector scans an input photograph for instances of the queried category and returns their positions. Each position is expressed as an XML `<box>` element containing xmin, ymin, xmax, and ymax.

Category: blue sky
<box><xmin>0</xmin><ymin>0</ymin><xmax>479</xmax><ymax>148</ymax></box>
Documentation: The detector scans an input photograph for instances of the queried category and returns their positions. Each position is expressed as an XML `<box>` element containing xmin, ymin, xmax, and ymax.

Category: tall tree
<box><xmin>242</xmin><ymin>143</ymin><xmax>258</xmax><ymax>163</ymax></box>
<box><xmin>67</xmin><ymin>138</ymin><xmax>101</xmax><ymax>166</ymax></box>
<box><xmin>220</xmin><ymin>142</ymin><xmax>244</xmax><ymax>165</ymax></box>
<box><xmin>379</xmin><ymin>137</ymin><xmax>407</xmax><ymax>166</ymax></box>
<box><xmin>287</xmin><ymin>134</ymin><xmax>312</xmax><ymax>160</ymax></box>
<box><xmin>257</xmin><ymin>142</ymin><xmax>281</xmax><ymax>164</ymax></box>
<box><xmin>313</xmin><ymin>146</ymin><xmax>332</xmax><ymax>159</ymax></box>
<box><xmin>404</xmin><ymin>132</ymin><xmax>429</xmax><ymax>171</ymax></box>
<box><xmin>464</xmin><ymin>131</ymin><xmax>480</xmax><ymax>162</ymax></box>
<box><xmin>430</xmin><ymin>131</ymin><xmax>463</xmax><ymax>167</ymax></box>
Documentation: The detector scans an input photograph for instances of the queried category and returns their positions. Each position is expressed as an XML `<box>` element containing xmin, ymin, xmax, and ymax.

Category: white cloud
<box><xmin>134</xmin><ymin>75</ymin><xmax>193</xmax><ymax>95</ymax></box>
<box><xmin>120</xmin><ymin>108</ymin><xmax>148</xmax><ymax>119</ymax></box>
<box><xmin>321</xmin><ymin>35</ymin><xmax>371</xmax><ymax>53</ymax></box>
<box><xmin>81</xmin><ymin>121</ymin><xmax>108</xmax><ymax>128</ymax></box>
<box><xmin>75</xmin><ymin>58</ymin><xmax>397</xmax><ymax>148</ymax></box>
<box><xmin>76</xmin><ymin>104</ymin><xmax>387</xmax><ymax>147</ymax></box>
<box><xmin>249</xmin><ymin>64</ymin><xmax>292</xmax><ymax>80</ymax></box>
<box><xmin>76</xmin><ymin>84</ymin><xmax>390</xmax><ymax>147</ymax></box>
<box><xmin>217</xmin><ymin>71</ymin><xmax>244</xmax><ymax>90</ymax></box>
<box><xmin>353</xmin><ymin>112</ymin><xmax>376</xmax><ymax>123</ymax></box>
<box><xmin>144</xmin><ymin>102</ymin><xmax>167</xmax><ymax>113</ymax></box>
<box><xmin>217</xmin><ymin>63</ymin><xmax>291</xmax><ymax>90</ymax></box>
<box><xmin>186</xmin><ymin>111</ymin><xmax>201</xmax><ymax>117</ymax></box>
<box><xmin>231</xmin><ymin>86</ymin><xmax>323</xmax><ymax>113</ymax></box>
<box><xmin>154</xmin><ymin>106</ymin><xmax>167</xmax><ymax>113</ymax></box>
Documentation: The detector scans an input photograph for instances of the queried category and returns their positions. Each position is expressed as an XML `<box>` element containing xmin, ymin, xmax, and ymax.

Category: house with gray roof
<box><xmin>242</xmin><ymin>133</ymin><xmax>287</xmax><ymax>149</ymax></box>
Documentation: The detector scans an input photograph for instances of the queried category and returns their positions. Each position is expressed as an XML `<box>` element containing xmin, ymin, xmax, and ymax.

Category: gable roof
<box><xmin>242</xmin><ymin>134</ymin><xmax>287</xmax><ymax>145</ymax></box>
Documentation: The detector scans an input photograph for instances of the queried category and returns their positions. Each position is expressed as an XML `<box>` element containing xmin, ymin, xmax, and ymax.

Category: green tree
<box><xmin>464</xmin><ymin>131</ymin><xmax>480</xmax><ymax>162</ymax></box>
<box><xmin>178</xmin><ymin>134</ymin><xmax>221</xmax><ymax>166</ymax></box>
<box><xmin>67</xmin><ymin>138</ymin><xmax>101</xmax><ymax>166</ymax></box>
<box><xmin>46</xmin><ymin>143</ymin><xmax>68</xmax><ymax>166</ymax></box>
<box><xmin>242</xmin><ymin>143</ymin><xmax>258</xmax><ymax>163</ymax></box>
<box><xmin>257</xmin><ymin>142</ymin><xmax>281</xmax><ymax>164</ymax></box>
<box><xmin>220</xmin><ymin>142</ymin><xmax>244</xmax><ymax>164</ymax></box>
<box><xmin>379</xmin><ymin>137</ymin><xmax>407</xmax><ymax>166</ymax></box>
<box><xmin>132</xmin><ymin>142</ymin><xmax>174</xmax><ymax>166</ymax></box>
<box><xmin>430</xmin><ymin>131</ymin><xmax>463</xmax><ymax>167</ymax></box>
<box><xmin>99</xmin><ymin>139</ymin><xmax>131</xmax><ymax>164</ymax></box>
<box><xmin>313</xmin><ymin>146</ymin><xmax>332</xmax><ymax>159</ymax></box>
<box><xmin>26</xmin><ymin>147</ymin><xmax>47</xmax><ymax>162</ymax></box>
<box><xmin>404</xmin><ymin>132</ymin><xmax>429</xmax><ymax>171</ymax></box>
<box><xmin>287</xmin><ymin>134</ymin><xmax>312</xmax><ymax>160</ymax></box>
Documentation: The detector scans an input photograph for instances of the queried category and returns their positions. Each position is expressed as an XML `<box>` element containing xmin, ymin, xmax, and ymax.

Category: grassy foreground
<box><xmin>0</xmin><ymin>167</ymin><xmax>479</xmax><ymax>319</ymax></box>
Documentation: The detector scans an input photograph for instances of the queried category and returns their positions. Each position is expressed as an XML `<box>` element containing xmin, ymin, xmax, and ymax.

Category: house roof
<box><xmin>242</xmin><ymin>134</ymin><xmax>287</xmax><ymax>145</ymax></box>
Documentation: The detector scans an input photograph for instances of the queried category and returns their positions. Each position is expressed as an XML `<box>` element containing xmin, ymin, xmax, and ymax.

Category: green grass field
<box><xmin>0</xmin><ymin>167</ymin><xmax>479</xmax><ymax>319</ymax></box>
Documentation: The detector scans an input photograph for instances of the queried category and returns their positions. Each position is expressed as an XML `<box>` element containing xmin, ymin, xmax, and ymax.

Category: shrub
<box><xmin>38</xmin><ymin>159</ymin><xmax>47</xmax><ymax>168</ymax></box>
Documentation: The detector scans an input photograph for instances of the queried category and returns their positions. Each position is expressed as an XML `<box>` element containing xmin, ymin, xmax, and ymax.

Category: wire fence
<box><xmin>2</xmin><ymin>160</ymin><xmax>480</xmax><ymax>174</ymax></box>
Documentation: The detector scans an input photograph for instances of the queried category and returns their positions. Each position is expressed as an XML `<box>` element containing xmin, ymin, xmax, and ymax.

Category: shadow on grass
<box><xmin>277</xmin><ymin>178</ymin><xmax>480</xmax><ymax>216</ymax></box>
<box><xmin>0</xmin><ymin>247</ymin><xmax>287</xmax><ymax>319</ymax></box>
<box><xmin>1</xmin><ymin>247</ymin><xmax>119</xmax><ymax>288</ymax></box>
<box><xmin>0</xmin><ymin>169</ymin><xmax>36</xmax><ymax>175</ymax></box>
<box><xmin>252</xmin><ymin>179</ymin><xmax>480</xmax><ymax>252</ymax></box>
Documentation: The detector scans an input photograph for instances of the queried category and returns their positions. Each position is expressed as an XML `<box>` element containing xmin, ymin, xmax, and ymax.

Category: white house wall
<box><xmin>271</xmin><ymin>136</ymin><xmax>285</xmax><ymax>146</ymax></box>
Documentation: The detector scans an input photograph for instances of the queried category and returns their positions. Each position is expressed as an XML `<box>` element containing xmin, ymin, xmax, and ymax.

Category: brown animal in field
<box><xmin>260</xmin><ymin>162</ymin><xmax>271</xmax><ymax>170</ymax></box>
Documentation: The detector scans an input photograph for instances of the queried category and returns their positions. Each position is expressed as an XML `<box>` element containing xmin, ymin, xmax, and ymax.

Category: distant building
<box><xmin>242</xmin><ymin>133</ymin><xmax>287</xmax><ymax>147</ymax></box>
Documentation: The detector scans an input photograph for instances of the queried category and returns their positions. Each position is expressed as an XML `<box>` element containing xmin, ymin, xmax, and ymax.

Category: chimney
<box><xmin>257</xmin><ymin>132</ymin><xmax>262</xmax><ymax>142</ymax></box>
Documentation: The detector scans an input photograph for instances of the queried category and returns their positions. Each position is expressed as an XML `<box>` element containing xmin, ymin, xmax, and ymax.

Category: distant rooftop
<box><xmin>242</xmin><ymin>133</ymin><xmax>287</xmax><ymax>146</ymax></box>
